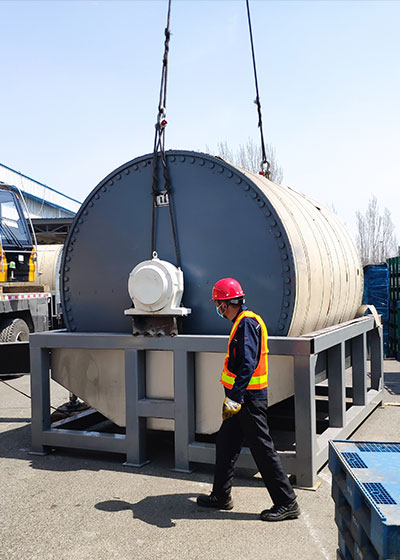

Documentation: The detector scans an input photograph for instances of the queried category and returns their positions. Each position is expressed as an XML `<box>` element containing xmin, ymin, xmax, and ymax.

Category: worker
<box><xmin>197</xmin><ymin>278</ymin><xmax>300</xmax><ymax>521</ymax></box>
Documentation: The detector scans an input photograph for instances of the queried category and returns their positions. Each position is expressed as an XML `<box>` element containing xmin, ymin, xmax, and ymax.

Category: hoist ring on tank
<box><xmin>60</xmin><ymin>150</ymin><xmax>362</xmax><ymax>337</ymax></box>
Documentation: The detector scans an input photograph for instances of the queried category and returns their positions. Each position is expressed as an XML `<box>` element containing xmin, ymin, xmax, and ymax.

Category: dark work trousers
<box><xmin>212</xmin><ymin>397</ymin><xmax>296</xmax><ymax>506</ymax></box>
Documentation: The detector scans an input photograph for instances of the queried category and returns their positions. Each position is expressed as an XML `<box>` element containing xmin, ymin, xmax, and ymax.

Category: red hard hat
<box><xmin>211</xmin><ymin>278</ymin><xmax>245</xmax><ymax>301</ymax></box>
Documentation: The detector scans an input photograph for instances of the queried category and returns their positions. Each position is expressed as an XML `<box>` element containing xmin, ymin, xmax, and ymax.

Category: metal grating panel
<box><xmin>342</xmin><ymin>452</ymin><xmax>367</xmax><ymax>469</ymax></box>
<box><xmin>356</xmin><ymin>443</ymin><xmax>400</xmax><ymax>453</ymax></box>
<box><xmin>362</xmin><ymin>482</ymin><xmax>397</xmax><ymax>505</ymax></box>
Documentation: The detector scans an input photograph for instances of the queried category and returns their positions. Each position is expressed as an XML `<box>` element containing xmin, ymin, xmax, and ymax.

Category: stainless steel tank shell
<box><xmin>61</xmin><ymin>150</ymin><xmax>362</xmax><ymax>337</ymax></box>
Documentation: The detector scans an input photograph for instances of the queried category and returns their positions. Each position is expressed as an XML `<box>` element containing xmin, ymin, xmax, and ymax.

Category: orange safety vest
<box><xmin>220</xmin><ymin>310</ymin><xmax>268</xmax><ymax>390</ymax></box>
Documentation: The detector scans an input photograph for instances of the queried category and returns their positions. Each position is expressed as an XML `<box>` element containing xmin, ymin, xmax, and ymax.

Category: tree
<box><xmin>356</xmin><ymin>195</ymin><xmax>398</xmax><ymax>266</ymax></box>
<box><xmin>208</xmin><ymin>138</ymin><xmax>283</xmax><ymax>184</ymax></box>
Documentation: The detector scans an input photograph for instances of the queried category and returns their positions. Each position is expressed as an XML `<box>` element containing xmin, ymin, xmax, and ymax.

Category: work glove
<box><xmin>222</xmin><ymin>397</ymin><xmax>242</xmax><ymax>421</ymax></box>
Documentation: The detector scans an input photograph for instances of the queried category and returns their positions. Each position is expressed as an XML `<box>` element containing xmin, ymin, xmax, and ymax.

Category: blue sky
<box><xmin>1</xmin><ymin>0</ymin><xmax>399</xmax><ymax>242</ymax></box>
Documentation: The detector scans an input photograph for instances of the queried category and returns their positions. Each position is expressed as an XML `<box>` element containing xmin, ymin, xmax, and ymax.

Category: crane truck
<box><xmin>0</xmin><ymin>182</ymin><xmax>63</xmax><ymax>374</ymax></box>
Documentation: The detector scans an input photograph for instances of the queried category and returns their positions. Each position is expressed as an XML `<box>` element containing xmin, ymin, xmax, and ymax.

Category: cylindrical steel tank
<box><xmin>37</xmin><ymin>244</ymin><xmax>63</xmax><ymax>292</ymax></box>
<box><xmin>61</xmin><ymin>150</ymin><xmax>362</xmax><ymax>336</ymax></box>
<box><xmin>37</xmin><ymin>244</ymin><xmax>63</xmax><ymax>314</ymax></box>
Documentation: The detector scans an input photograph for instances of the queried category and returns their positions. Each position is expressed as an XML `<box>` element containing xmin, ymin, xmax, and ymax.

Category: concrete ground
<box><xmin>1</xmin><ymin>361</ymin><xmax>399</xmax><ymax>560</ymax></box>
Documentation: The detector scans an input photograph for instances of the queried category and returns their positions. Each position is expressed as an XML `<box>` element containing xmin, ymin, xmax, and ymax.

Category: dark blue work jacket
<box><xmin>224</xmin><ymin>305</ymin><xmax>268</xmax><ymax>404</ymax></box>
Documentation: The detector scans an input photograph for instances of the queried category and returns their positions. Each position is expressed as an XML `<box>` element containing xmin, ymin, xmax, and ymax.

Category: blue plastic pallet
<box><xmin>335</xmin><ymin>506</ymin><xmax>379</xmax><ymax>559</ymax></box>
<box><xmin>329</xmin><ymin>440</ymin><xmax>400</xmax><ymax>559</ymax></box>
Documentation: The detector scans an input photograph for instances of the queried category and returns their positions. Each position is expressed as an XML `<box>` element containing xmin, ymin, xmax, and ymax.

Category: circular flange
<box><xmin>61</xmin><ymin>150</ymin><xmax>295</xmax><ymax>335</ymax></box>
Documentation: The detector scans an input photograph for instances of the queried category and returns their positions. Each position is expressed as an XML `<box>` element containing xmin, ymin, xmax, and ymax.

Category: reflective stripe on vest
<box><xmin>220</xmin><ymin>310</ymin><xmax>268</xmax><ymax>390</ymax></box>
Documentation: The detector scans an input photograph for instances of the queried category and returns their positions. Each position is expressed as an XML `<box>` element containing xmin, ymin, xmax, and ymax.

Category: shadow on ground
<box><xmin>384</xmin><ymin>373</ymin><xmax>400</xmax><ymax>395</ymax></box>
<box><xmin>95</xmin><ymin>493</ymin><xmax>260</xmax><ymax>528</ymax></box>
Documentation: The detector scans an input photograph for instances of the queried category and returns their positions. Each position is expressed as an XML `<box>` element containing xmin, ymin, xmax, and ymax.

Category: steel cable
<box><xmin>151</xmin><ymin>0</ymin><xmax>181</xmax><ymax>268</ymax></box>
<box><xmin>0</xmin><ymin>378</ymin><xmax>70</xmax><ymax>417</ymax></box>
<box><xmin>246</xmin><ymin>0</ymin><xmax>271</xmax><ymax>179</ymax></box>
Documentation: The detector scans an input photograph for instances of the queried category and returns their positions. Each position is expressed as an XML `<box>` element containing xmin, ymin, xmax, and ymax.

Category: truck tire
<box><xmin>0</xmin><ymin>318</ymin><xmax>30</xmax><ymax>342</ymax></box>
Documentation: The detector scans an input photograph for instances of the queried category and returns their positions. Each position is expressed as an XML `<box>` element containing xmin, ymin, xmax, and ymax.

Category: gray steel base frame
<box><xmin>30</xmin><ymin>316</ymin><xmax>384</xmax><ymax>487</ymax></box>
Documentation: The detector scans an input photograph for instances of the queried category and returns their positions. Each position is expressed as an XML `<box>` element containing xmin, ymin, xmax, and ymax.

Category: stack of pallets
<box><xmin>362</xmin><ymin>264</ymin><xmax>389</xmax><ymax>355</ymax></box>
<box><xmin>388</xmin><ymin>257</ymin><xmax>400</xmax><ymax>360</ymax></box>
<box><xmin>329</xmin><ymin>440</ymin><xmax>400</xmax><ymax>560</ymax></box>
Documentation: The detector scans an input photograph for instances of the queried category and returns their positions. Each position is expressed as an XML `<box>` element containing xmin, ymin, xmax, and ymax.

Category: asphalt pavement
<box><xmin>1</xmin><ymin>360</ymin><xmax>399</xmax><ymax>560</ymax></box>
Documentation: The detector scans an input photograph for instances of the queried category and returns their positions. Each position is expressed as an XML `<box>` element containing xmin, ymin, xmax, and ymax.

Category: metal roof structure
<box><xmin>0</xmin><ymin>162</ymin><xmax>81</xmax><ymax>219</ymax></box>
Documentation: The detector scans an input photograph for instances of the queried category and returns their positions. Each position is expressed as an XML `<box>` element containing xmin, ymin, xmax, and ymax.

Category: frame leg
<box><xmin>172</xmin><ymin>351</ymin><xmax>195</xmax><ymax>473</ymax></box>
<box><xmin>352</xmin><ymin>334</ymin><xmax>367</xmax><ymax>405</ymax></box>
<box><xmin>30</xmin><ymin>346</ymin><xmax>52</xmax><ymax>455</ymax></box>
<box><xmin>328</xmin><ymin>343</ymin><xmax>346</xmax><ymax>428</ymax></box>
<box><xmin>294</xmin><ymin>354</ymin><xmax>317</xmax><ymax>488</ymax></box>
<box><xmin>124</xmin><ymin>349</ymin><xmax>149</xmax><ymax>467</ymax></box>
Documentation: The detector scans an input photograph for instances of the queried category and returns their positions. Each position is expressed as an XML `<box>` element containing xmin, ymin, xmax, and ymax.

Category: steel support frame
<box><xmin>29</xmin><ymin>316</ymin><xmax>383</xmax><ymax>487</ymax></box>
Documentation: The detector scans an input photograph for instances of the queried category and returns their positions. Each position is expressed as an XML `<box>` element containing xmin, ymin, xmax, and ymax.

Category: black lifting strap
<box><xmin>151</xmin><ymin>0</ymin><xmax>181</xmax><ymax>268</ymax></box>
<box><xmin>246</xmin><ymin>0</ymin><xmax>271</xmax><ymax>180</ymax></box>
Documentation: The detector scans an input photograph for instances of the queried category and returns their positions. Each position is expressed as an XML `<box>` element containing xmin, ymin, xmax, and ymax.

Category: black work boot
<box><xmin>260</xmin><ymin>499</ymin><xmax>300</xmax><ymax>521</ymax></box>
<box><xmin>196</xmin><ymin>493</ymin><xmax>233</xmax><ymax>510</ymax></box>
